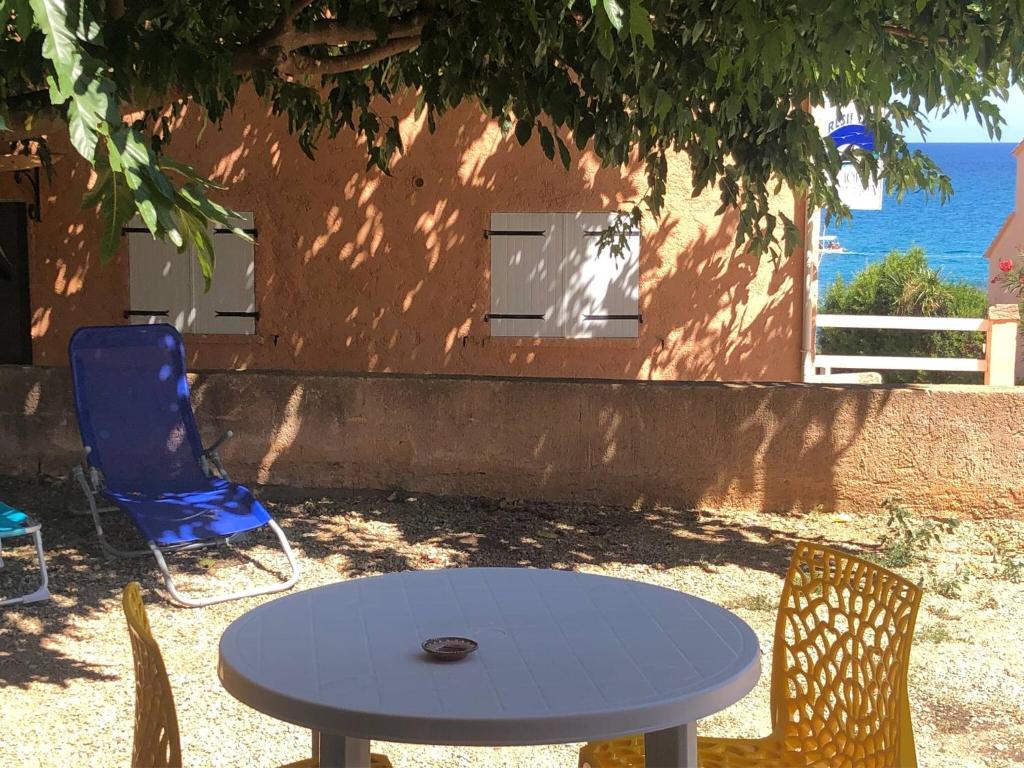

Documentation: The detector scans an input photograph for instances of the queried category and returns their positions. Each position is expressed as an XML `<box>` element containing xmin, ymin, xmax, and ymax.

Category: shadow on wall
<box><xmin>185</xmin><ymin>371</ymin><xmax>892</xmax><ymax>518</ymax></box>
<box><xmin>17</xmin><ymin>88</ymin><xmax>800</xmax><ymax>382</ymax></box>
<box><xmin>0</xmin><ymin>161</ymin><xmax>128</xmax><ymax>347</ymax></box>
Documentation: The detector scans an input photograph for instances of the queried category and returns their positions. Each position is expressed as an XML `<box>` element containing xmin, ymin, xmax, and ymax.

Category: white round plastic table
<box><xmin>218</xmin><ymin>567</ymin><xmax>761</xmax><ymax>768</ymax></box>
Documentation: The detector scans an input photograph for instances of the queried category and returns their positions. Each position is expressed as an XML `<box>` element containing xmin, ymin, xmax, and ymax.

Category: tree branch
<box><xmin>262</xmin><ymin>0</ymin><xmax>319</xmax><ymax>47</ymax></box>
<box><xmin>273</xmin><ymin>10</ymin><xmax>428</xmax><ymax>51</ymax></box>
<box><xmin>232</xmin><ymin>4</ymin><xmax>429</xmax><ymax>76</ymax></box>
<box><xmin>281</xmin><ymin>35</ymin><xmax>421</xmax><ymax>78</ymax></box>
<box><xmin>882</xmin><ymin>24</ymin><xmax>949</xmax><ymax>45</ymax></box>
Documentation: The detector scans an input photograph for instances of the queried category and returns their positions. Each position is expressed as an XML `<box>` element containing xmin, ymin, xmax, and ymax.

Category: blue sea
<box><xmin>818</xmin><ymin>142</ymin><xmax>1018</xmax><ymax>293</ymax></box>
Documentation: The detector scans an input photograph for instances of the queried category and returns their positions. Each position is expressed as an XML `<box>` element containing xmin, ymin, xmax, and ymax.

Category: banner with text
<box><xmin>813</xmin><ymin>101</ymin><xmax>884</xmax><ymax>211</ymax></box>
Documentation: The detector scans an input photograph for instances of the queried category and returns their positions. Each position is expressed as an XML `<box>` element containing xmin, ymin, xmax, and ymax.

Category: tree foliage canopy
<box><xmin>2</xmin><ymin>0</ymin><xmax>1023</xmax><ymax>275</ymax></box>
<box><xmin>820</xmin><ymin>247</ymin><xmax>988</xmax><ymax>383</ymax></box>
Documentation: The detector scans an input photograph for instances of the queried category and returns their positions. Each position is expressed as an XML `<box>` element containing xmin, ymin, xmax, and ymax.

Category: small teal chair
<box><xmin>0</xmin><ymin>501</ymin><xmax>51</xmax><ymax>606</ymax></box>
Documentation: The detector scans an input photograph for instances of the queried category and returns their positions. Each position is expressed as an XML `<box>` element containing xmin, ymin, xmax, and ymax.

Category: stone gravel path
<box><xmin>1</xmin><ymin>475</ymin><xmax>1021</xmax><ymax>768</ymax></box>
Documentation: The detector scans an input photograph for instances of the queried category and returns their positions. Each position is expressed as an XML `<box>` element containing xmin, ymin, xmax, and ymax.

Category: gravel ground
<box><xmin>1</xmin><ymin>474</ymin><xmax>1022</xmax><ymax>768</ymax></box>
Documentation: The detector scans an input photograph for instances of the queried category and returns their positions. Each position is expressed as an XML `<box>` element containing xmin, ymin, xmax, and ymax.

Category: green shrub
<box><xmin>926</xmin><ymin>565</ymin><xmax>970</xmax><ymax>600</ymax></box>
<box><xmin>870</xmin><ymin>497</ymin><xmax>958</xmax><ymax>569</ymax></box>
<box><xmin>987</xmin><ymin>533</ymin><xmax>1024</xmax><ymax>583</ymax></box>
<box><xmin>916</xmin><ymin>624</ymin><xmax>954</xmax><ymax>644</ymax></box>
<box><xmin>733</xmin><ymin>592</ymin><xmax>776</xmax><ymax>612</ymax></box>
<box><xmin>819</xmin><ymin>247</ymin><xmax>988</xmax><ymax>383</ymax></box>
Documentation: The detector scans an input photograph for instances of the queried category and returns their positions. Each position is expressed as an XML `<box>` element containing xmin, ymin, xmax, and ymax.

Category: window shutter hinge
<box><xmin>583</xmin><ymin>313</ymin><xmax>643</xmax><ymax>323</ymax></box>
<box><xmin>123</xmin><ymin>309</ymin><xmax>170</xmax><ymax>318</ymax></box>
<box><xmin>484</xmin><ymin>313</ymin><xmax>545</xmax><ymax>322</ymax></box>
<box><xmin>483</xmin><ymin>229</ymin><xmax>545</xmax><ymax>240</ymax></box>
<box><xmin>215</xmin><ymin>310</ymin><xmax>260</xmax><ymax>320</ymax></box>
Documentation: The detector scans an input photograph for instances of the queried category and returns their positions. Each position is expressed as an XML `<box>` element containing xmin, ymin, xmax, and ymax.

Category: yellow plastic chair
<box><xmin>122</xmin><ymin>582</ymin><xmax>393</xmax><ymax>768</ymax></box>
<box><xmin>579</xmin><ymin>542</ymin><xmax>922</xmax><ymax>768</ymax></box>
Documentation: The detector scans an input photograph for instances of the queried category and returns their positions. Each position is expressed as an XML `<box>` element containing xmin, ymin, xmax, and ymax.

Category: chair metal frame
<box><xmin>0</xmin><ymin>511</ymin><xmax>51</xmax><ymax>607</ymax></box>
<box><xmin>71</xmin><ymin>437</ymin><xmax>300</xmax><ymax>608</ymax></box>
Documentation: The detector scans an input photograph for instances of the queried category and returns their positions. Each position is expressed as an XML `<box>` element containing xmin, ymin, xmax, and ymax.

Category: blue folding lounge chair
<box><xmin>68</xmin><ymin>324</ymin><xmax>299</xmax><ymax>607</ymax></box>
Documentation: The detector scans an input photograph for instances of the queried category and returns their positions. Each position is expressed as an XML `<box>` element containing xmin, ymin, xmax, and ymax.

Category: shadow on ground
<box><xmin>0</xmin><ymin>473</ymin><xmax>868</xmax><ymax>691</ymax></box>
<box><xmin>264</xmin><ymin>485</ymin><xmax>837</xmax><ymax>578</ymax></box>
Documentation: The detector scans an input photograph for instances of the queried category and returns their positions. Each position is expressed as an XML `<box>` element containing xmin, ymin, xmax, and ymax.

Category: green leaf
<box><xmin>82</xmin><ymin>158</ymin><xmax>134</xmax><ymax>262</ymax></box>
<box><xmin>159</xmin><ymin>158</ymin><xmax>228</xmax><ymax>190</ymax></box>
<box><xmin>105</xmin><ymin>132</ymin><xmax>155</xmax><ymax>233</ymax></box>
<box><xmin>176</xmin><ymin>181</ymin><xmax>251</xmax><ymax>242</ymax></box>
<box><xmin>7</xmin><ymin>0</ymin><xmax>33</xmax><ymax>39</ymax></box>
<box><xmin>628</xmin><ymin>0</ymin><xmax>654</xmax><ymax>48</ymax></box>
<box><xmin>525</xmin><ymin>3</ymin><xmax>539</xmax><ymax>32</ymax></box>
<box><xmin>28</xmin><ymin>0</ymin><xmax>80</xmax><ymax>100</ymax></box>
<box><xmin>29</xmin><ymin>0</ymin><xmax>116</xmax><ymax>161</ymax></box>
<box><xmin>601</xmin><ymin>0</ymin><xmax>625</xmax><ymax>31</ymax></box>
<box><xmin>176</xmin><ymin>201</ymin><xmax>215</xmax><ymax>289</ymax></box>
<box><xmin>108</xmin><ymin>127</ymin><xmax>183</xmax><ymax>246</ymax></box>
<box><xmin>594</xmin><ymin>26</ymin><xmax>615</xmax><ymax>59</ymax></box>
<box><xmin>98</xmin><ymin>171</ymin><xmax>133</xmax><ymax>262</ymax></box>
<box><xmin>151</xmin><ymin>186</ymin><xmax>184</xmax><ymax>248</ymax></box>
<box><xmin>654</xmin><ymin>90</ymin><xmax>673</xmax><ymax>120</ymax></box>
<box><xmin>67</xmin><ymin>0</ymin><xmax>101</xmax><ymax>43</ymax></box>
<box><xmin>67</xmin><ymin>94</ymin><xmax>100</xmax><ymax>159</ymax></box>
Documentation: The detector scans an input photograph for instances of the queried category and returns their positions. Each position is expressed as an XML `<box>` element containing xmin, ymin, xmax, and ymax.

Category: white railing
<box><xmin>816</xmin><ymin>314</ymin><xmax>988</xmax><ymax>332</ymax></box>
<box><xmin>813</xmin><ymin>307</ymin><xmax>1020</xmax><ymax>385</ymax></box>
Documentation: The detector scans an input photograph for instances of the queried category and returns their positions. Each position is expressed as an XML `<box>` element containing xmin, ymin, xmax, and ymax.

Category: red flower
<box><xmin>999</xmin><ymin>258</ymin><xmax>1014</xmax><ymax>273</ymax></box>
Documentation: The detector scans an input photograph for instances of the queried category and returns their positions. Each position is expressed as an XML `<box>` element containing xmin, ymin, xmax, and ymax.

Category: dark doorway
<box><xmin>0</xmin><ymin>202</ymin><xmax>32</xmax><ymax>364</ymax></box>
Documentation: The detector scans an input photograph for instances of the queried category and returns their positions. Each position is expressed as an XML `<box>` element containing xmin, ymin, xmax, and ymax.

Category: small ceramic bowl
<box><xmin>422</xmin><ymin>636</ymin><xmax>478</xmax><ymax>661</ymax></box>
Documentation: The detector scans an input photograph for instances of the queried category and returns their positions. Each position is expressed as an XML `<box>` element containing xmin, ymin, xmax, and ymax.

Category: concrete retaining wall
<box><xmin>1</xmin><ymin>365</ymin><xmax>1020</xmax><ymax>517</ymax></box>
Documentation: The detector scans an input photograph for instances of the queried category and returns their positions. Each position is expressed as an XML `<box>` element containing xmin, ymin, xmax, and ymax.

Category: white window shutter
<box><xmin>127</xmin><ymin>217</ymin><xmax>194</xmax><ymax>332</ymax></box>
<box><xmin>192</xmin><ymin>213</ymin><xmax>257</xmax><ymax>335</ymax></box>
<box><xmin>488</xmin><ymin>213</ymin><xmax>563</xmax><ymax>337</ymax></box>
<box><xmin>563</xmin><ymin>212</ymin><xmax>640</xmax><ymax>338</ymax></box>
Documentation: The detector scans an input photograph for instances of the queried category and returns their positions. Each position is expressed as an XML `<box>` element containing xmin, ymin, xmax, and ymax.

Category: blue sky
<box><xmin>907</xmin><ymin>86</ymin><xmax>1024</xmax><ymax>143</ymax></box>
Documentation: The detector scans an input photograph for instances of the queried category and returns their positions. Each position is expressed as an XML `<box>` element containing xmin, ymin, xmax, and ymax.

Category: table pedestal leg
<box><xmin>644</xmin><ymin>722</ymin><xmax>697</xmax><ymax>768</ymax></box>
<box><xmin>316</xmin><ymin>732</ymin><xmax>370</xmax><ymax>768</ymax></box>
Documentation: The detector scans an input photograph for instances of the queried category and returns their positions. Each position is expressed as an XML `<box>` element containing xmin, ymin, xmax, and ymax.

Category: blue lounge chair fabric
<box><xmin>0</xmin><ymin>501</ymin><xmax>51</xmax><ymax>606</ymax></box>
<box><xmin>105</xmin><ymin>480</ymin><xmax>271</xmax><ymax>547</ymax></box>
<box><xmin>68</xmin><ymin>324</ymin><xmax>299</xmax><ymax>607</ymax></box>
<box><xmin>70</xmin><ymin>324</ymin><xmax>214</xmax><ymax>495</ymax></box>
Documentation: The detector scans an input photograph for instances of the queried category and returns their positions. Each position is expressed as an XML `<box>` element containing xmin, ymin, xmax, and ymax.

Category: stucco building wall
<box><xmin>987</xmin><ymin>141</ymin><xmax>1024</xmax><ymax>380</ymax></box>
<box><xmin>0</xmin><ymin>365</ymin><xmax>1019</xmax><ymax>517</ymax></box>
<box><xmin>0</xmin><ymin>90</ymin><xmax>803</xmax><ymax>381</ymax></box>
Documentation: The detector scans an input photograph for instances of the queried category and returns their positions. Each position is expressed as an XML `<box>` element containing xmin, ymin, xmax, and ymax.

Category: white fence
<box><xmin>813</xmin><ymin>307</ymin><xmax>1019</xmax><ymax>385</ymax></box>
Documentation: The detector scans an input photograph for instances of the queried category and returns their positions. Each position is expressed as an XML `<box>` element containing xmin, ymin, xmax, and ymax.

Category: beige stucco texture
<box><xmin>987</xmin><ymin>141</ymin><xmax>1024</xmax><ymax>379</ymax></box>
<box><xmin>0</xmin><ymin>90</ymin><xmax>803</xmax><ymax>381</ymax></box>
<box><xmin>1</xmin><ymin>366</ymin><xmax>1019</xmax><ymax>518</ymax></box>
